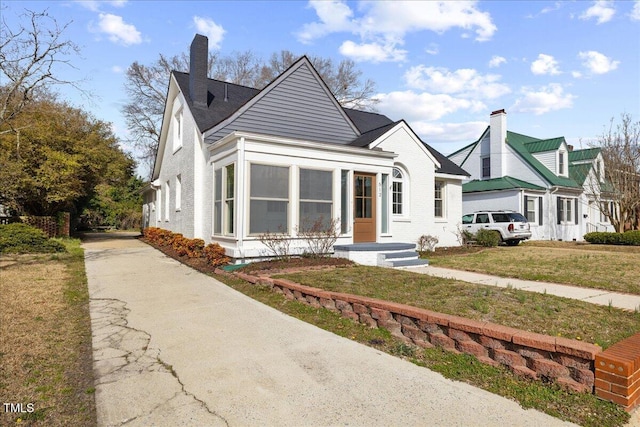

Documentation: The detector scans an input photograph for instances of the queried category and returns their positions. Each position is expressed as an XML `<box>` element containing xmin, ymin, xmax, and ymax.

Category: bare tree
<box><xmin>589</xmin><ymin>113</ymin><xmax>640</xmax><ymax>232</ymax></box>
<box><xmin>122</xmin><ymin>48</ymin><xmax>378</xmax><ymax>179</ymax></box>
<box><xmin>0</xmin><ymin>8</ymin><xmax>83</xmax><ymax>127</ymax></box>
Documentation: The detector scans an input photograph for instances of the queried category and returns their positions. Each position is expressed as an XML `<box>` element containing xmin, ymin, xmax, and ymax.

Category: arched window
<box><xmin>392</xmin><ymin>167</ymin><xmax>404</xmax><ymax>215</ymax></box>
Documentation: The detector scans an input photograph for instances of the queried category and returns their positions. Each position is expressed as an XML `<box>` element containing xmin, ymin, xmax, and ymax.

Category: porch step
<box><xmin>333</xmin><ymin>242</ymin><xmax>428</xmax><ymax>268</ymax></box>
<box><xmin>377</xmin><ymin>251</ymin><xmax>429</xmax><ymax>268</ymax></box>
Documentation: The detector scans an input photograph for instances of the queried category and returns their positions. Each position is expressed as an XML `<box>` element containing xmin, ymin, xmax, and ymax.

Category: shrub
<box><xmin>584</xmin><ymin>231</ymin><xmax>640</xmax><ymax>246</ymax></box>
<box><xmin>0</xmin><ymin>223</ymin><xmax>66</xmax><ymax>254</ymax></box>
<box><xmin>296</xmin><ymin>216</ymin><xmax>341</xmax><ymax>258</ymax></box>
<box><xmin>203</xmin><ymin>243</ymin><xmax>229</xmax><ymax>267</ymax></box>
<box><xmin>417</xmin><ymin>234</ymin><xmax>439</xmax><ymax>252</ymax></box>
<box><xmin>475</xmin><ymin>229</ymin><xmax>500</xmax><ymax>247</ymax></box>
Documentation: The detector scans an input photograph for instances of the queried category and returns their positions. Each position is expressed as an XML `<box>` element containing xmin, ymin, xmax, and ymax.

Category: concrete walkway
<box><xmin>410</xmin><ymin>266</ymin><xmax>640</xmax><ymax>311</ymax></box>
<box><xmin>83</xmin><ymin>233</ymin><xmax>575</xmax><ymax>427</ymax></box>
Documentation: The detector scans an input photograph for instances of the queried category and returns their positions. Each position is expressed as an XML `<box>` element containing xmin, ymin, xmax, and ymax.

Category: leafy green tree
<box><xmin>0</xmin><ymin>96</ymin><xmax>138</xmax><ymax>221</ymax></box>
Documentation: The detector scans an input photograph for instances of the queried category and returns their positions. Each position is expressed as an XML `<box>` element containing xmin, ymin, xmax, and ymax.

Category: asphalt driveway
<box><xmin>83</xmin><ymin>233</ymin><xmax>575</xmax><ymax>426</ymax></box>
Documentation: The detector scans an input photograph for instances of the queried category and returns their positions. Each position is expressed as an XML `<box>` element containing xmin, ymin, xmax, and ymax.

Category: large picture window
<box><xmin>299</xmin><ymin>168</ymin><xmax>332</xmax><ymax>231</ymax></box>
<box><xmin>225</xmin><ymin>164</ymin><xmax>235</xmax><ymax>234</ymax></box>
<box><xmin>250</xmin><ymin>164</ymin><xmax>289</xmax><ymax>234</ymax></box>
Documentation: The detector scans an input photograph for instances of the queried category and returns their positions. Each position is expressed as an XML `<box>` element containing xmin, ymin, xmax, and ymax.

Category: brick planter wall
<box><xmin>223</xmin><ymin>269</ymin><xmax>601</xmax><ymax>394</ymax></box>
<box><xmin>595</xmin><ymin>333</ymin><xmax>640</xmax><ymax>411</ymax></box>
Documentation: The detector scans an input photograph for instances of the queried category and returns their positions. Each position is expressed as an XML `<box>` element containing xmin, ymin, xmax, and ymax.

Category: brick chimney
<box><xmin>489</xmin><ymin>109</ymin><xmax>507</xmax><ymax>179</ymax></box>
<box><xmin>189</xmin><ymin>34</ymin><xmax>208</xmax><ymax>109</ymax></box>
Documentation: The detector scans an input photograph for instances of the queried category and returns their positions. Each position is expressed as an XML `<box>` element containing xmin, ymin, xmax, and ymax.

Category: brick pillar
<box><xmin>595</xmin><ymin>333</ymin><xmax>640</xmax><ymax>411</ymax></box>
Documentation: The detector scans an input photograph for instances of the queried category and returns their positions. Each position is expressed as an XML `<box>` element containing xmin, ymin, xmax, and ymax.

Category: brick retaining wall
<box><xmin>221</xmin><ymin>268</ymin><xmax>601</xmax><ymax>395</ymax></box>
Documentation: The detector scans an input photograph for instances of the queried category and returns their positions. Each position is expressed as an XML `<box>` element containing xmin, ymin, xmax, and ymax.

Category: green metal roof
<box><xmin>523</xmin><ymin>137</ymin><xmax>565</xmax><ymax>153</ymax></box>
<box><xmin>506</xmin><ymin>131</ymin><xmax>581</xmax><ymax>188</ymax></box>
<box><xmin>569</xmin><ymin>147</ymin><xmax>600</xmax><ymax>162</ymax></box>
<box><xmin>569</xmin><ymin>163</ymin><xmax>592</xmax><ymax>185</ymax></box>
<box><xmin>462</xmin><ymin>176</ymin><xmax>546</xmax><ymax>193</ymax></box>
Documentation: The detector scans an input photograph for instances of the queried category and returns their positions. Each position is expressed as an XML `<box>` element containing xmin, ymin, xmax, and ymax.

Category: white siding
<box><xmin>532</xmin><ymin>151</ymin><xmax>556</xmax><ymax>175</ymax></box>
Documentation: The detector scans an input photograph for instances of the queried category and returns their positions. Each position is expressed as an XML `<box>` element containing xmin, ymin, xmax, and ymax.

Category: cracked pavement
<box><xmin>83</xmin><ymin>232</ymin><xmax>576</xmax><ymax>426</ymax></box>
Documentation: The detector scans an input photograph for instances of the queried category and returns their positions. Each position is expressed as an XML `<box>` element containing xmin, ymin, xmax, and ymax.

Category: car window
<box><xmin>492</xmin><ymin>213</ymin><xmax>510</xmax><ymax>223</ymax></box>
<box><xmin>462</xmin><ymin>214</ymin><xmax>473</xmax><ymax>224</ymax></box>
<box><xmin>475</xmin><ymin>213</ymin><xmax>489</xmax><ymax>224</ymax></box>
<box><xmin>508</xmin><ymin>213</ymin><xmax>527</xmax><ymax>222</ymax></box>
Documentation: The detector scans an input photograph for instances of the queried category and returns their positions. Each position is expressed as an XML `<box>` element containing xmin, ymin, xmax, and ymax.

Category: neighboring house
<box><xmin>448</xmin><ymin>109</ymin><xmax>614</xmax><ymax>241</ymax></box>
<box><xmin>142</xmin><ymin>34</ymin><xmax>469</xmax><ymax>261</ymax></box>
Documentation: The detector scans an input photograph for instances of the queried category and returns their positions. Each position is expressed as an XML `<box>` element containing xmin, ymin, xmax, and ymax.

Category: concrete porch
<box><xmin>333</xmin><ymin>243</ymin><xmax>429</xmax><ymax>268</ymax></box>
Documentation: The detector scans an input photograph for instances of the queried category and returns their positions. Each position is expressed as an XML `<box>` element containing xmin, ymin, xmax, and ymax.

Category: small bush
<box><xmin>584</xmin><ymin>231</ymin><xmax>640</xmax><ymax>246</ymax></box>
<box><xmin>417</xmin><ymin>235</ymin><xmax>439</xmax><ymax>252</ymax></box>
<box><xmin>475</xmin><ymin>229</ymin><xmax>500</xmax><ymax>247</ymax></box>
<box><xmin>0</xmin><ymin>223</ymin><xmax>66</xmax><ymax>254</ymax></box>
<box><xmin>203</xmin><ymin>243</ymin><xmax>229</xmax><ymax>267</ymax></box>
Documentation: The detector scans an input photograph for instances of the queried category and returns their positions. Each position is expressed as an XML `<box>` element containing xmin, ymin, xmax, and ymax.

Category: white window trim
<box><xmin>392</xmin><ymin>166</ymin><xmax>409</xmax><ymax>218</ymax></box>
<box><xmin>247</xmin><ymin>162</ymin><xmax>291</xmax><ymax>236</ymax></box>
<box><xmin>481</xmin><ymin>156</ymin><xmax>491</xmax><ymax>179</ymax></box>
<box><xmin>558</xmin><ymin>151</ymin><xmax>566</xmax><ymax>176</ymax></box>
<box><xmin>164</xmin><ymin>180</ymin><xmax>170</xmax><ymax>221</ymax></box>
<box><xmin>175</xmin><ymin>174</ymin><xmax>182</xmax><ymax>211</ymax></box>
<box><xmin>434</xmin><ymin>179</ymin><xmax>445</xmax><ymax>219</ymax></box>
<box><xmin>224</xmin><ymin>164</ymin><xmax>235</xmax><ymax>236</ymax></box>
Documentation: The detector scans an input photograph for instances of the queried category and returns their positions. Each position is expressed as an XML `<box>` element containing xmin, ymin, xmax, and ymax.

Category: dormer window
<box><xmin>482</xmin><ymin>157</ymin><xmax>491</xmax><ymax>178</ymax></box>
<box><xmin>558</xmin><ymin>151</ymin><xmax>565</xmax><ymax>176</ymax></box>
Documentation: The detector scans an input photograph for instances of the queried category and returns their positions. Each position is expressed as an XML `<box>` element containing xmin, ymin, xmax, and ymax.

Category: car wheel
<box><xmin>505</xmin><ymin>239</ymin><xmax>520</xmax><ymax>246</ymax></box>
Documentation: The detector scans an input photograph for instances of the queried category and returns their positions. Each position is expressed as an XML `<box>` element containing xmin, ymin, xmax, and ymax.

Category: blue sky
<box><xmin>3</xmin><ymin>0</ymin><xmax>639</xmax><ymax>166</ymax></box>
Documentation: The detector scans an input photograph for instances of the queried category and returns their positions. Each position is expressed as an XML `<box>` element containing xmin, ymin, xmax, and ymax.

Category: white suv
<box><xmin>461</xmin><ymin>211</ymin><xmax>532</xmax><ymax>246</ymax></box>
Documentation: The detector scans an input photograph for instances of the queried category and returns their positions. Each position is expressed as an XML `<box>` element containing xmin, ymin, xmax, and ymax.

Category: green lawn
<box><xmin>426</xmin><ymin>241</ymin><xmax>640</xmax><ymax>295</ymax></box>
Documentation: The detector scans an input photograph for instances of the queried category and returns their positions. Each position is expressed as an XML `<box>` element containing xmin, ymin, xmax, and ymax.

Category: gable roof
<box><xmin>463</xmin><ymin>176</ymin><xmax>546</xmax><ymax>193</ymax></box>
<box><xmin>173</xmin><ymin>72</ymin><xmax>259</xmax><ymax>133</ymax></box>
<box><xmin>506</xmin><ymin>131</ymin><xmax>580</xmax><ymax>189</ymax></box>
<box><xmin>523</xmin><ymin>137</ymin><xmax>565</xmax><ymax>153</ymax></box>
<box><xmin>569</xmin><ymin>147</ymin><xmax>600</xmax><ymax>162</ymax></box>
<box><xmin>169</xmin><ymin>49</ymin><xmax>463</xmax><ymax>177</ymax></box>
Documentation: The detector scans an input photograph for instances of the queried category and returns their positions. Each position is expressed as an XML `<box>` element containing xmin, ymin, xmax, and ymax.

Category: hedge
<box><xmin>0</xmin><ymin>223</ymin><xmax>67</xmax><ymax>254</ymax></box>
<box><xmin>583</xmin><ymin>231</ymin><xmax>640</xmax><ymax>246</ymax></box>
<box><xmin>142</xmin><ymin>227</ymin><xmax>229</xmax><ymax>267</ymax></box>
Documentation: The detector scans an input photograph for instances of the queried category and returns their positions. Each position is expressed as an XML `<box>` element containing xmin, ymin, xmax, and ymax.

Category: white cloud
<box><xmin>578</xmin><ymin>51</ymin><xmax>620</xmax><ymax>74</ymax></box>
<box><xmin>111</xmin><ymin>65</ymin><xmax>124</xmax><ymax>73</ymax></box>
<box><xmin>376</xmin><ymin>90</ymin><xmax>485</xmax><ymax>122</ymax></box>
<box><xmin>632</xmin><ymin>1</ymin><xmax>640</xmax><ymax>21</ymax></box>
<box><xmin>297</xmin><ymin>0</ymin><xmax>497</xmax><ymax>62</ymax></box>
<box><xmin>193</xmin><ymin>16</ymin><xmax>225</xmax><ymax>50</ymax></box>
<box><xmin>94</xmin><ymin>13</ymin><xmax>141</xmax><ymax>46</ymax></box>
<box><xmin>425</xmin><ymin>43</ymin><xmax>439</xmax><ymax>55</ymax></box>
<box><xmin>512</xmin><ymin>84</ymin><xmax>575</xmax><ymax>115</ymax></box>
<box><xmin>571</xmin><ymin>70</ymin><xmax>583</xmax><ymax>78</ymax></box>
<box><xmin>411</xmin><ymin>121</ymin><xmax>488</xmax><ymax>145</ymax></box>
<box><xmin>339</xmin><ymin>40</ymin><xmax>406</xmax><ymax>62</ymax></box>
<box><xmin>77</xmin><ymin>1</ymin><xmax>127</xmax><ymax>12</ymax></box>
<box><xmin>580</xmin><ymin>0</ymin><xmax>615</xmax><ymax>24</ymax></box>
<box><xmin>488</xmin><ymin>55</ymin><xmax>506</xmax><ymax>68</ymax></box>
<box><xmin>531</xmin><ymin>54</ymin><xmax>561</xmax><ymax>75</ymax></box>
<box><xmin>404</xmin><ymin>66</ymin><xmax>510</xmax><ymax>99</ymax></box>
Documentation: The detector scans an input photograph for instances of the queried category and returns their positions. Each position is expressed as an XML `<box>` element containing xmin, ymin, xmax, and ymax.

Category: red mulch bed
<box><xmin>140</xmin><ymin>237</ymin><xmax>354</xmax><ymax>275</ymax></box>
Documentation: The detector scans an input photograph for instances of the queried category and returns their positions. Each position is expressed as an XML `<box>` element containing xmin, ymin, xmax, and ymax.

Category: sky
<box><xmin>2</xmin><ymin>0</ymin><xmax>639</xmax><ymax>174</ymax></box>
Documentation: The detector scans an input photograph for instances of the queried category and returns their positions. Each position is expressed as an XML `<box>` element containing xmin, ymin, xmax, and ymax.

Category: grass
<box><xmin>0</xmin><ymin>238</ymin><xmax>96</xmax><ymax>427</ymax></box>
<box><xmin>426</xmin><ymin>241</ymin><xmax>640</xmax><ymax>295</ymax></box>
<box><xmin>214</xmin><ymin>274</ymin><xmax>630</xmax><ymax>427</ymax></box>
<box><xmin>275</xmin><ymin>265</ymin><xmax>640</xmax><ymax>349</ymax></box>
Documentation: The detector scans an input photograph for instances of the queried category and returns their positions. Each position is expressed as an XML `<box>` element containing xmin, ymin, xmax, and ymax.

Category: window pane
<box><xmin>214</xmin><ymin>169</ymin><xmax>222</xmax><ymax>202</ymax></box>
<box><xmin>226</xmin><ymin>164</ymin><xmax>234</xmax><ymax>199</ymax></box>
<box><xmin>251</xmin><ymin>164</ymin><xmax>289</xmax><ymax>198</ymax></box>
<box><xmin>355</xmin><ymin>176</ymin><xmax>363</xmax><ymax>197</ymax></box>
<box><xmin>214</xmin><ymin>202</ymin><xmax>221</xmax><ymax>234</ymax></box>
<box><xmin>364</xmin><ymin>176</ymin><xmax>372</xmax><ymax>197</ymax></box>
<box><xmin>300</xmin><ymin>169</ymin><xmax>332</xmax><ymax>200</ymax></box>
<box><xmin>226</xmin><ymin>200</ymin><xmax>234</xmax><ymax>234</ymax></box>
<box><xmin>364</xmin><ymin>198</ymin><xmax>372</xmax><ymax>218</ymax></box>
<box><xmin>250</xmin><ymin>200</ymin><xmax>288</xmax><ymax>234</ymax></box>
<box><xmin>355</xmin><ymin>198</ymin><xmax>363</xmax><ymax>218</ymax></box>
<box><xmin>300</xmin><ymin>202</ymin><xmax>332</xmax><ymax>230</ymax></box>
<box><xmin>393</xmin><ymin>168</ymin><xmax>402</xmax><ymax>179</ymax></box>
<box><xmin>434</xmin><ymin>201</ymin><xmax>442</xmax><ymax>217</ymax></box>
